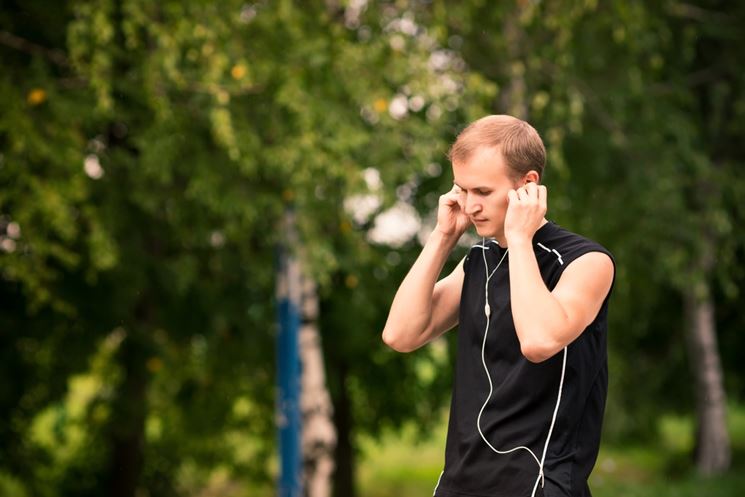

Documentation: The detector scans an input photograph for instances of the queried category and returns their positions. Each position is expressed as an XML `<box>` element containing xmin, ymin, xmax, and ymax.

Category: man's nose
<box><xmin>464</xmin><ymin>194</ymin><xmax>481</xmax><ymax>215</ymax></box>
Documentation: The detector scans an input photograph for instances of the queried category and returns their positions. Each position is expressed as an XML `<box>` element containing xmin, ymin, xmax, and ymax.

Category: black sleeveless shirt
<box><xmin>434</xmin><ymin>221</ymin><xmax>614</xmax><ymax>497</ymax></box>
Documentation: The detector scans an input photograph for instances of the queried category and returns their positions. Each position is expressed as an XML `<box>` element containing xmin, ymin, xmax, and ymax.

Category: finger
<box><xmin>525</xmin><ymin>182</ymin><xmax>538</xmax><ymax>199</ymax></box>
<box><xmin>441</xmin><ymin>191</ymin><xmax>457</xmax><ymax>200</ymax></box>
<box><xmin>507</xmin><ymin>189</ymin><xmax>519</xmax><ymax>204</ymax></box>
<box><xmin>454</xmin><ymin>191</ymin><xmax>465</xmax><ymax>210</ymax></box>
<box><xmin>440</xmin><ymin>193</ymin><xmax>459</xmax><ymax>206</ymax></box>
<box><xmin>516</xmin><ymin>185</ymin><xmax>529</xmax><ymax>201</ymax></box>
<box><xmin>441</xmin><ymin>192</ymin><xmax>467</xmax><ymax>212</ymax></box>
<box><xmin>537</xmin><ymin>185</ymin><xmax>547</xmax><ymax>206</ymax></box>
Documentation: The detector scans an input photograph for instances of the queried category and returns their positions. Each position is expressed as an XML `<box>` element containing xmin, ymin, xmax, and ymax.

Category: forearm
<box><xmin>508</xmin><ymin>239</ymin><xmax>571</xmax><ymax>362</ymax></box>
<box><xmin>382</xmin><ymin>230</ymin><xmax>458</xmax><ymax>350</ymax></box>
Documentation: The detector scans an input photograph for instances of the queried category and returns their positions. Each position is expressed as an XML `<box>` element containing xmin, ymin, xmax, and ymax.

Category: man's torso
<box><xmin>434</xmin><ymin>221</ymin><xmax>614</xmax><ymax>497</ymax></box>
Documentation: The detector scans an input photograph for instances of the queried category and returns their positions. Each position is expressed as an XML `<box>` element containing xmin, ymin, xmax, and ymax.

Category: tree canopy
<box><xmin>2</xmin><ymin>0</ymin><xmax>745</xmax><ymax>495</ymax></box>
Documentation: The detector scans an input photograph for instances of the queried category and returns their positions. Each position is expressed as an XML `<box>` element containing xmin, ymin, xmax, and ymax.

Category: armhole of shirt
<box><xmin>463</xmin><ymin>247</ymin><xmax>477</xmax><ymax>274</ymax></box>
<box><xmin>553</xmin><ymin>243</ymin><xmax>616</xmax><ymax>307</ymax></box>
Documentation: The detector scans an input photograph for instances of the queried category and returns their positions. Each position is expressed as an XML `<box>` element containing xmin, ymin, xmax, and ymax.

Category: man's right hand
<box><xmin>435</xmin><ymin>185</ymin><xmax>472</xmax><ymax>239</ymax></box>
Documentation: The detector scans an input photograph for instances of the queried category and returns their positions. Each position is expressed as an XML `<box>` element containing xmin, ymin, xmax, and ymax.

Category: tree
<box><xmin>3</xmin><ymin>1</ymin><xmax>745</xmax><ymax>495</ymax></box>
<box><xmin>0</xmin><ymin>1</ymin><xmax>491</xmax><ymax>495</ymax></box>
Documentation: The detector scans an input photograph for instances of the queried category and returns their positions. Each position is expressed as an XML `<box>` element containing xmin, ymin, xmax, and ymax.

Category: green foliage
<box><xmin>1</xmin><ymin>0</ymin><xmax>484</xmax><ymax>494</ymax></box>
<box><xmin>2</xmin><ymin>0</ymin><xmax>745</xmax><ymax>495</ymax></box>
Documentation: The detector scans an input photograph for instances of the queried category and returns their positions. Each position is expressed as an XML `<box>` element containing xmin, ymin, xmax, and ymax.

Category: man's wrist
<box><xmin>430</xmin><ymin>228</ymin><xmax>460</xmax><ymax>250</ymax></box>
<box><xmin>505</xmin><ymin>234</ymin><xmax>532</xmax><ymax>250</ymax></box>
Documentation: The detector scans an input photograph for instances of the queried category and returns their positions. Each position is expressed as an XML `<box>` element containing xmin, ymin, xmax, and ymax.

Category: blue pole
<box><xmin>276</xmin><ymin>211</ymin><xmax>302</xmax><ymax>497</ymax></box>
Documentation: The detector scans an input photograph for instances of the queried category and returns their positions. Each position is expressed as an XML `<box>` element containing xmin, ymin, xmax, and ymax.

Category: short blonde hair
<box><xmin>447</xmin><ymin>115</ymin><xmax>546</xmax><ymax>181</ymax></box>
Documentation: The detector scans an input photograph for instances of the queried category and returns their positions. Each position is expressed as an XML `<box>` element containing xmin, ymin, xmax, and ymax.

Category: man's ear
<box><xmin>523</xmin><ymin>170</ymin><xmax>540</xmax><ymax>185</ymax></box>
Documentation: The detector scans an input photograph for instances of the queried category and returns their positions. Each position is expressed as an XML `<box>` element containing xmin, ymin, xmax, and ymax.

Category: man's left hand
<box><xmin>504</xmin><ymin>182</ymin><xmax>547</xmax><ymax>245</ymax></box>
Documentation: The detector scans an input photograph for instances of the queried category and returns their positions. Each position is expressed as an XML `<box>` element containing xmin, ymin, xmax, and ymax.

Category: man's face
<box><xmin>452</xmin><ymin>146</ymin><xmax>520</xmax><ymax>239</ymax></box>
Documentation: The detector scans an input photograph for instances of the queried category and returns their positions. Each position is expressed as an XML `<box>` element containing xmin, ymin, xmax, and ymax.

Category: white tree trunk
<box><xmin>300</xmin><ymin>275</ymin><xmax>337</xmax><ymax>497</ymax></box>
<box><xmin>683</xmin><ymin>272</ymin><xmax>730</xmax><ymax>475</ymax></box>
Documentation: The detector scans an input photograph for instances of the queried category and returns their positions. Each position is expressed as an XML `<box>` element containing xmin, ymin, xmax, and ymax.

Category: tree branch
<box><xmin>0</xmin><ymin>30</ymin><xmax>69</xmax><ymax>67</ymax></box>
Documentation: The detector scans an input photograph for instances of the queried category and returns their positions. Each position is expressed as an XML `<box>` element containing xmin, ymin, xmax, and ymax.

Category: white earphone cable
<box><xmin>476</xmin><ymin>238</ymin><xmax>567</xmax><ymax>497</ymax></box>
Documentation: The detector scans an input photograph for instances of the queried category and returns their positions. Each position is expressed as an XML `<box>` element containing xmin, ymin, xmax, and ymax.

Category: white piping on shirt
<box><xmin>536</xmin><ymin>242</ymin><xmax>564</xmax><ymax>265</ymax></box>
<box><xmin>432</xmin><ymin>470</ymin><xmax>444</xmax><ymax>496</ymax></box>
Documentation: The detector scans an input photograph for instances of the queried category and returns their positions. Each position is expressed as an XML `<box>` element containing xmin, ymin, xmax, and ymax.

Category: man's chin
<box><xmin>473</xmin><ymin>225</ymin><xmax>495</xmax><ymax>238</ymax></box>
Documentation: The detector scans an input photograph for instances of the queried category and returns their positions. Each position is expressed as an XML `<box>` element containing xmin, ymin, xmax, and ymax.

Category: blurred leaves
<box><xmin>2</xmin><ymin>0</ymin><xmax>745</xmax><ymax>495</ymax></box>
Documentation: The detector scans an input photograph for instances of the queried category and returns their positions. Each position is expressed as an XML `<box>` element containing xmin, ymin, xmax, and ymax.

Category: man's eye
<box><xmin>475</xmin><ymin>190</ymin><xmax>490</xmax><ymax>196</ymax></box>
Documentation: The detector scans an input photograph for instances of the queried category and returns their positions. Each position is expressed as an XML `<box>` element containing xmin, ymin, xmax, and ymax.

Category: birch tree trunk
<box><xmin>499</xmin><ymin>7</ymin><xmax>528</xmax><ymax>120</ymax></box>
<box><xmin>683</xmin><ymin>244</ymin><xmax>730</xmax><ymax>475</ymax></box>
<box><xmin>300</xmin><ymin>275</ymin><xmax>337</xmax><ymax>497</ymax></box>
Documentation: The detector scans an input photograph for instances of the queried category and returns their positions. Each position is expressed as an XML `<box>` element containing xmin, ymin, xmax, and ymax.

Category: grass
<box><xmin>357</xmin><ymin>404</ymin><xmax>745</xmax><ymax>497</ymax></box>
<box><xmin>358</xmin><ymin>421</ymin><xmax>447</xmax><ymax>497</ymax></box>
<box><xmin>9</xmin><ymin>403</ymin><xmax>741</xmax><ymax>496</ymax></box>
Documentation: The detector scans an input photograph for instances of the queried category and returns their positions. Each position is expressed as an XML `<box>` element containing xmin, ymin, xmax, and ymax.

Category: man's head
<box><xmin>449</xmin><ymin>114</ymin><xmax>546</xmax><ymax>182</ymax></box>
<box><xmin>448</xmin><ymin>115</ymin><xmax>546</xmax><ymax>238</ymax></box>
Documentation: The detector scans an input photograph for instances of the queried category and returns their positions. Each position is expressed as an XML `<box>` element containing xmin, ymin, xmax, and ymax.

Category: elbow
<box><xmin>381</xmin><ymin>327</ymin><xmax>417</xmax><ymax>353</ymax></box>
<box><xmin>520</xmin><ymin>340</ymin><xmax>556</xmax><ymax>364</ymax></box>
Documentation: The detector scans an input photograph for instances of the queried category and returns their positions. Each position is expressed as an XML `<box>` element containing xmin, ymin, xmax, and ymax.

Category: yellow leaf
<box><xmin>231</xmin><ymin>64</ymin><xmax>247</xmax><ymax>80</ymax></box>
<box><xmin>27</xmin><ymin>88</ymin><xmax>47</xmax><ymax>106</ymax></box>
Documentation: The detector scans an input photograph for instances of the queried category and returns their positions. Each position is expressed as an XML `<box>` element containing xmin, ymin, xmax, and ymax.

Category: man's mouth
<box><xmin>472</xmin><ymin>218</ymin><xmax>488</xmax><ymax>223</ymax></box>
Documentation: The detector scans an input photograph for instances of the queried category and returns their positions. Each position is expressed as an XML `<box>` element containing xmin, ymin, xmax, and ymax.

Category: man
<box><xmin>382</xmin><ymin>115</ymin><xmax>615</xmax><ymax>497</ymax></box>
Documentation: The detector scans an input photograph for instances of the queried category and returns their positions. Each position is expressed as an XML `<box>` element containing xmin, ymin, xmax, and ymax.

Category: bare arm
<box><xmin>382</xmin><ymin>186</ymin><xmax>471</xmax><ymax>353</ymax></box>
<box><xmin>504</xmin><ymin>182</ymin><xmax>614</xmax><ymax>362</ymax></box>
<box><xmin>508</xmin><ymin>244</ymin><xmax>614</xmax><ymax>362</ymax></box>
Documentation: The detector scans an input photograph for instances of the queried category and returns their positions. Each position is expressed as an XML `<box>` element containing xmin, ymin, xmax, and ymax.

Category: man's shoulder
<box><xmin>533</xmin><ymin>222</ymin><xmax>615</xmax><ymax>287</ymax></box>
<box><xmin>540</xmin><ymin>222</ymin><xmax>613</xmax><ymax>261</ymax></box>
